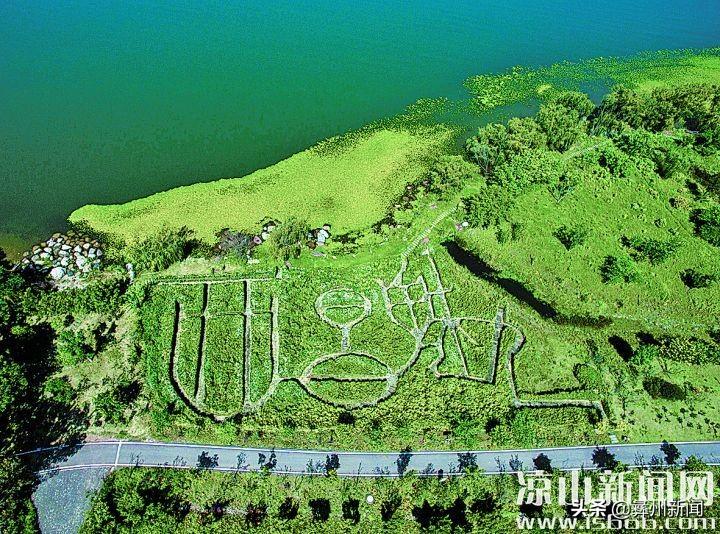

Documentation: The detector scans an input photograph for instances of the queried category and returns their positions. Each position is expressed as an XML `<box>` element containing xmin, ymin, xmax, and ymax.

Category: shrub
<box><xmin>659</xmin><ymin>337</ymin><xmax>720</xmax><ymax>365</ymax></box>
<box><xmin>680</xmin><ymin>268</ymin><xmax>716</xmax><ymax>289</ymax></box>
<box><xmin>629</xmin><ymin>345</ymin><xmax>658</xmax><ymax>373</ymax></box>
<box><xmin>643</xmin><ymin>377</ymin><xmax>686</xmax><ymax>400</ymax></box>
<box><xmin>55</xmin><ymin>329</ymin><xmax>93</xmax><ymax>367</ymax></box>
<box><xmin>215</xmin><ymin>229</ymin><xmax>254</xmax><ymax>258</ymax></box>
<box><xmin>623</xmin><ymin>236</ymin><xmax>679</xmax><ymax>265</ymax></box>
<box><xmin>426</xmin><ymin>155</ymin><xmax>478</xmax><ymax>195</ymax></box>
<box><xmin>600</xmin><ymin>255</ymin><xmax>638</xmax><ymax>283</ymax></box>
<box><xmin>691</xmin><ymin>206</ymin><xmax>720</xmax><ymax>246</ymax></box>
<box><xmin>573</xmin><ymin>363</ymin><xmax>602</xmax><ymax>391</ymax></box>
<box><xmin>267</xmin><ymin>218</ymin><xmax>310</xmax><ymax>261</ymax></box>
<box><xmin>553</xmin><ymin>225</ymin><xmax>587</xmax><ymax>250</ymax></box>
<box><xmin>126</xmin><ymin>226</ymin><xmax>194</xmax><ymax>272</ymax></box>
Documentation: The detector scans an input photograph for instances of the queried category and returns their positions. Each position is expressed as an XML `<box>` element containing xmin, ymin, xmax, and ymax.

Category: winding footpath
<box><xmin>25</xmin><ymin>439</ymin><xmax>720</xmax><ymax>534</ymax></box>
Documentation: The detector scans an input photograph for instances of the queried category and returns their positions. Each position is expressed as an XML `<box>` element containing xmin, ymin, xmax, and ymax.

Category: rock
<box><xmin>76</xmin><ymin>256</ymin><xmax>87</xmax><ymax>267</ymax></box>
<box><xmin>82</xmin><ymin>243</ymin><xmax>91</xmax><ymax>250</ymax></box>
<box><xmin>261</xmin><ymin>232</ymin><xmax>269</xmax><ymax>240</ymax></box>
<box><xmin>49</xmin><ymin>267</ymin><xmax>66</xmax><ymax>280</ymax></box>
<box><xmin>96</xmin><ymin>250</ymin><xmax>103</xmax><ymax>257</ymax></box>
<box><xmin>52</xmin><ymin>233</ymin><xmax>61</xmax><ymax>239</ymax></box>
<box><xmin>47</xmin><ymin>239</ymin><xmax>55</xmax><ymax>247</ymax></box>
<box><xmin>61</xmin><ymin>244</ymin><xmax>71</xmax><ymax>251</ymax></box>
<box><xmin>40</xmin><ymin>252</ymin><xmax>50</xmax><ymax>260</ymax></box>
<box><xmin>88</xmin><ymin>248</ymin><xmax>96</xmax><ymax>256</ymax></box>
<box><xmin>73</xmin><ymin>245</ymin><xmax>82</xmax><ymax>253</ymax></box>
<box><xmin>60</xmin><ymin>258</ymin><xmax>69</xmax><ymax>267</ymax></box>
<box><xmin>43</xmin><ymin>247</ymin><xmax>52</xmax><ymax>254</ymax></box>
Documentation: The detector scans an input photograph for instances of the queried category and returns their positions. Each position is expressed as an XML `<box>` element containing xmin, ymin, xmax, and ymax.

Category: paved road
<box><xmin>26</xmin><ymin>440</ymin><xmax>720</xmax><ymax>534</ymax></box>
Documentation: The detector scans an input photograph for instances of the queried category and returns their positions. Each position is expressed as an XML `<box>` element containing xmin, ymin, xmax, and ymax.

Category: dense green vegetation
<box><xmin>82</xmin><ymin>462</ymin><xmax>720</xmax><ymax>532</ymax></box>
<box><xmin>69</xmin><ymin>127</ymin><xmax>454</xmax><ymax>245</ymax></box>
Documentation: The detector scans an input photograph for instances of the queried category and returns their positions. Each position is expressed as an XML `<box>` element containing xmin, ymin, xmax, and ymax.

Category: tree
<box><xmin>553</xmin><ymin>91</ymin><xmax>595</xmax><ymax>118</ymax></box>
<box><xmin>267</xmin><ymin>218</ymin><xmax>310</xmax><ymax>261</ymax></box>
<box><xmin>596</xmin><ymin>86</ymin><xmax>646</xmax><ymax>129</ymax></box>
<box><xmin>325</xmin><ymin>453</ymin><xmax>340</xmax><ymax>475</ymax></box>
<box><xmin>600</xmin><ymin>254</ymin><xmax>638</xmax><ymax>284</ymax></box>
<box><xmin>380</xmin><ymin>490</ymin><xmax>402</xmax><ymax>521</ymax></box>
<box><xmin>258</xmin><ymin>450</ymin><xmax>277</xmax><ymax>471</ymax></box>
<box><xmin>554</xmin><ymin>225</ymin><xmax>587</xmax><ymax>250</ymax></box>
<box><xmin>197</xmin><ymin>451</ymin><xmax>219</xmax><ymax>469</ymax></box>
<box><xmin>457</xmin><ymin>452</ymin><xmax>478</xmax><ymax>473</ymax></box>
<box><xmin>592</xmin><ymin>447</ymin><xmax>618</xmax><ymax>470</ymax></box>
<box><xmin>532</xmin><ymin>453</ymin><xmax>552</xmax><ymax>473</ymax></box>
<box><xmin>0</xmin><ymin>456</ymin><xmax>38</xmax><ymax>533</ymax></box>
<box><xmin>573</xmin><ymin>363</ymin><xmax>602</xmax><ymax>391</ymax></box>
<box><xmin>396</xmin><ymin>447</ymin><xmax>413</xmax><ymax>476</ymax></box>
<box><xmin>461</xmin><ymin>185</ymin><xmax>515</xmax><ymax>228</ymax></box>
<box><xmin>692</xmin><ymin>206</ymin><xmax>720</xmax><ymax>247</ymax></box>
<box><xmin>643</xmin><ymin>376</ymin><xmax>686</xmax><ymax>400</ymax></box>
<box><xmin>465</xmin><ymin>123</ymin><xmax>510</xmax><ymax>175</ymax></box>
<box><xmin>506</xmin><ymin>117</ymin><xmax>547</xmax><ymax>154</ymax></box>
<box><xmin>426</xmin><ymin>155</ymin><xmax>478</xmax><ymax>195</ymax></box>
<box><xmin>660</xmin><ymin>441</ymin><xmax>681</xmax><ymax>465</ymax></box>
<box><xmin>683</xmin><ymin>455</ymin><xmax>708</xmax><ymax>471</ymax></box>
<box><xmin>536</xmin><ymin>103</ymin><xmax>584</xmax><ymax>152</ymax></box>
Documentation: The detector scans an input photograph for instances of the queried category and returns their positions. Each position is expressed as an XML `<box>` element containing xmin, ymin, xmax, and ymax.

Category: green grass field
<box><xmin>69</xmin><ymin>126</ymin><xmax>454</xmax><ymax>243</ymax></box>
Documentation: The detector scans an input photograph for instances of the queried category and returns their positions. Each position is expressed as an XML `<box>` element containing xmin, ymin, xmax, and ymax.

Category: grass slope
<box><xmin>69</xmin><ymin>127</ymin><xmax>453</xmax><ymax>243</ymax></box>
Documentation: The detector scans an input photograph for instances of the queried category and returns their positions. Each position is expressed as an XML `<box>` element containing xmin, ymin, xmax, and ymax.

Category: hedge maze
<box><xmin>147</xmin><ymin>244</ymin><xmax>606</xmax><ymax>423</ymax></box>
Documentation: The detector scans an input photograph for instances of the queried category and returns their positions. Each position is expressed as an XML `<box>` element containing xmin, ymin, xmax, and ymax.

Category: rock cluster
<box><xmin>20</xmin><ymin>233</ymin><xmax>103</xmax><ymax>281</ymax></box>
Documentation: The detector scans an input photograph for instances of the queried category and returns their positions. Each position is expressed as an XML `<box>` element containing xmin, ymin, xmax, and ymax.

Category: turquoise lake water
<box><xmin>1</xmin><ymin>1</ymin><xmax>719</xmax><ymax>250</ymax></box>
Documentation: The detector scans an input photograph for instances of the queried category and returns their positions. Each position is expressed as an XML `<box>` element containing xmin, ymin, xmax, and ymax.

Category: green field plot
<box><xmin>201</xmin><ymin>315</ymin><xmax>245</xmax><ymax>415</ymax></box>
<box><xmin>248</xmin><ymin>311</ymin><xmax>273</xmax><ymax>404</ymax></box>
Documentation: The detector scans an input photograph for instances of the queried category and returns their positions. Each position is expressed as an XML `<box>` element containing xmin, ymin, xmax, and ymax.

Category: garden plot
<box><xmin>144</xmin><ymin>246</ymin><xmax>606</xmax><ymax>423</ymax></box>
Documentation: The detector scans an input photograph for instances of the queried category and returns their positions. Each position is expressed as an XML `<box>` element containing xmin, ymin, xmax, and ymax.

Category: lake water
<box><xmin>1</xmin><ymin>0</ymin><xmax>719</xmax><ymax>253</ymax></box>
